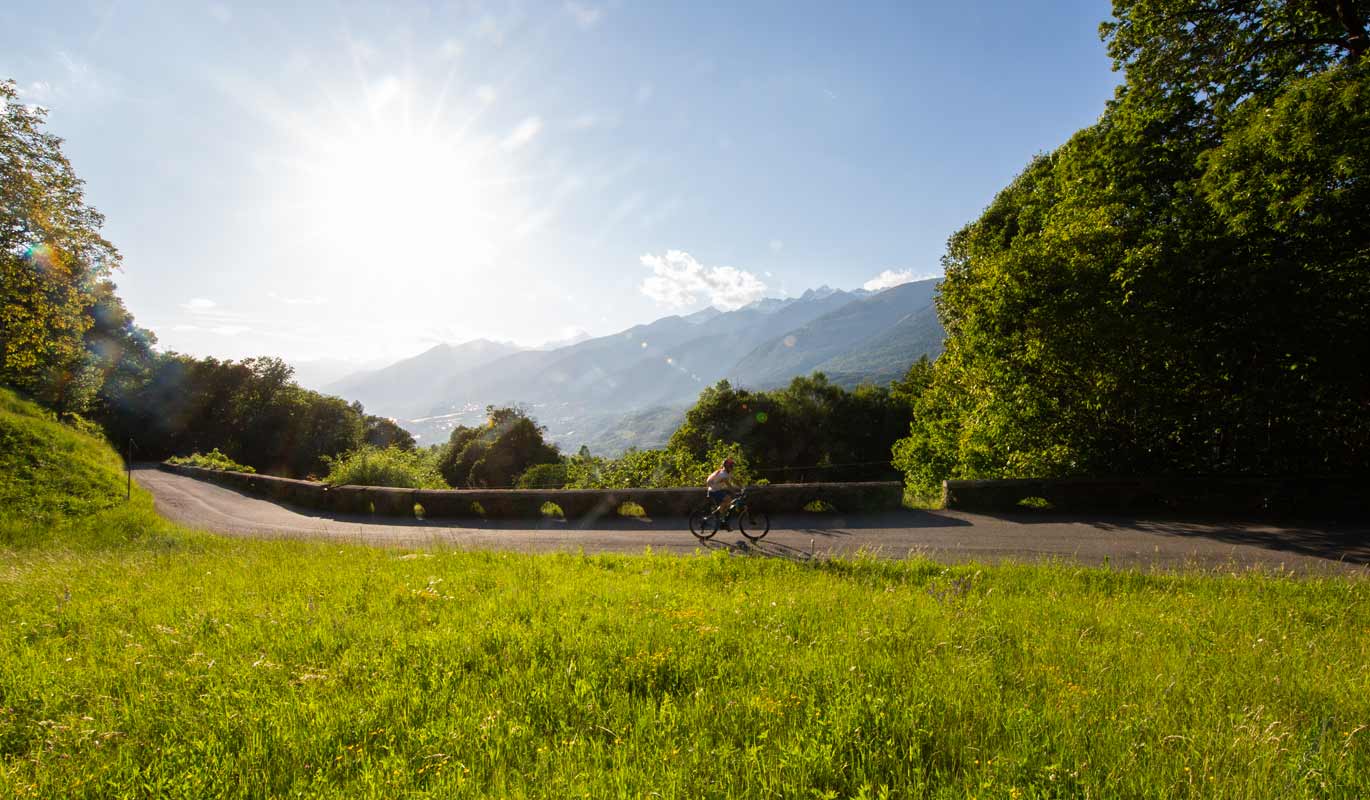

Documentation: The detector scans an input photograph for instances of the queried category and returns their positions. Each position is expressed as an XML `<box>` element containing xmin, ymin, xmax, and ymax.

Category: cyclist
<box><xmin>705</xmin><ymin>457</ymin><xmax>740</xmax><ymax>527</ymax></box>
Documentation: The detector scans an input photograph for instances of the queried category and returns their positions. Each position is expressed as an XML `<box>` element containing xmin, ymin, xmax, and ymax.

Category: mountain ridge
<box><xmin>326</xmin><ymin>279</ymin><xmax>943</xmax><ymax>451</ymax></box>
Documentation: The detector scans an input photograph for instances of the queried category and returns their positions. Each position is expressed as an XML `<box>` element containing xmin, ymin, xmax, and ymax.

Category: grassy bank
<box><xmin>1</xmin><ymin>545</ymin><xmax>1367</xmax><ymax>798</ymax></box>
<box><xmin>1</xmin><ymin>387</ymin><xmax>1367</xmax><ymax>797</ymax></box>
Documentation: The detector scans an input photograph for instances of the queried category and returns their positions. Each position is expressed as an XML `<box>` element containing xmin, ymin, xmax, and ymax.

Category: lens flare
<box><xmin>24</xmin><ymin>243</ymin><xmax>56</xmax><ymax>269</ymax></box>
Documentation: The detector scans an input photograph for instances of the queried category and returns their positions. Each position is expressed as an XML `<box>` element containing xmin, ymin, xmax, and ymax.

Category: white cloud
<box><xmin>501</xmin><ymin>116</ymin><xmax>542</xmax><ymax>151</ymax></box>
<box><xmin>565</xmin><ymin>2</ymin><xmax>603</xmax><ymax>29</ymax></box>
<box><xmin>475</xmin><ymin>84</ymin><xmax>497</xmax><ymax>105</ymax></box>
<box><xmin>268</xmin><ymin>291</ymin><xmax>327</xmax><ymax>306</ymax></box>
<box><xmin>16</xmin><ymin>80</ymin><xmax>53</xmax><ymax>102</ymax></box>
<box><xmin>210</xmin><ymin>325</ymin><xmax>250</xmax><ymax>336</ymax></box>
<box><xmin>15</xmin><ymin>52</ymin><xmax>116</xmax><ymax>107</ymax></box>
<box><xmin>640</xmin><ymin>250</ymin><xmax>768</xmax><ymax>311</ymax></box>
<box><xmin>862</xmin><ymin>269</ymin><xmax>937</xmax><ymax>292</ymax></box>
<box><xmin>569</xmin><ymin>112</ymin><xmax>600</xmax><ymax>130</ymax></box>
<box><xmin>181</xmin><ymin>297</ymin><xmax>217</xmax><ymax>312</ymax></box>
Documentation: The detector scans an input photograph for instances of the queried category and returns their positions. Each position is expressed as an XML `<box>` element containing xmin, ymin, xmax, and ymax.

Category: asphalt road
<box><xmin>134</xmin><ymin>466</ymin><xmax>1368</xmax><ymax>572</ymax></box>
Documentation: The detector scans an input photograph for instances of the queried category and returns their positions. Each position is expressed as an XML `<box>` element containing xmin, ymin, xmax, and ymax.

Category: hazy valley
<box><xmin>325</xmin><ymin>279</ymin><xmax>943</xmax><ymax>453</ymax></box>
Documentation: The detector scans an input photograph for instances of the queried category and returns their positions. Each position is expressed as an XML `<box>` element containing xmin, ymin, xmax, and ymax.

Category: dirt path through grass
<box><xmin>134</xmin><ymin>465</ymin><xmax>1368</xmax><ymax>571</ymax></box>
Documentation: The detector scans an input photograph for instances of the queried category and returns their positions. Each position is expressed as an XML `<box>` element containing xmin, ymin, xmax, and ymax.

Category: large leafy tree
<box><xmin>96</xmin><ymin>352</ymin><xmax>369</xmax><ymax>477</ymax></box>
<box><xmin>437</xmin><ymin>407</ymin><xmax>561</xmax><ymax>488</ymax></box>
<box><xmin>894</xmin><ymin>0</ymin><xmax>1369</xmax><ymax>496</ymax></box>
<box><xmin>1104</xmin><ymin>0</ymin><xmax>1366</xmax><ymax>118</ymax></box>
<box><xmin>669</xmin><ymin>375</ymin><xmax>911</xmax><ymax>483</ymax></box>
<box><xmin>1</xmin><ymin>80</ymin><xmax>121</xmax><ymax>410</ymax></box>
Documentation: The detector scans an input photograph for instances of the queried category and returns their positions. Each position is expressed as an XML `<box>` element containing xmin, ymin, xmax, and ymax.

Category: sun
<box><xmin>274</xmin><ymin>76</ymin><xmax>531</xmax><ymax>276</ymax></box>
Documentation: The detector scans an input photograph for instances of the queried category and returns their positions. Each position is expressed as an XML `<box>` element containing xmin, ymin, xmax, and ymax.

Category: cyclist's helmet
<box><xmin>723</xmin><ymin>458</ymin><xmax>735</xmax><ymax>469</ymax></box>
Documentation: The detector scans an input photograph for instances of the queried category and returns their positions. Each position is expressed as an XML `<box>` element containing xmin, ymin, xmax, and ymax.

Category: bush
<box><xmin>518</xmin><ymin>463</ymin><xmax>568</xmax><ymax>489</ymax></box>
<box><xmin>565</xmin><ymin>442</ymin><xmax>751</xmax><ymax>490</ymax></box>
<box><xmin>167</xmin><ymin>448</ymin><xmax>256</xmax><ymax>474</ymax></box>
<box><xmin>322</xmin><ymin>446</ymin><xmax>446</xmax><ymax>489</ymax></box>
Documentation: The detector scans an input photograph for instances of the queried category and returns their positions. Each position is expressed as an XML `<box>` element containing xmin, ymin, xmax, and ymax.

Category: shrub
<box><xmin>518</xmin><ymin>463</ymin><xmax>568</xmax><ymax>489</ymax></box>
<box><xmin>167</xmin><ymin>448</ymin><xmax>256</xmax><ymax>474</ymax></box>
<box><xmin>322</xmin><ymin>446</ymin><xmax>445</xmax><ymax>489</ymax></box>
<box><xmin>564</xmin><ymin>442</ymin><xmax>751</xmax><ymax>490</ymax></box>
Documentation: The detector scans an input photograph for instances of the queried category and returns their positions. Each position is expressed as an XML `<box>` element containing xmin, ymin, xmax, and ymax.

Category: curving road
<box><xmin>134</xmin><ymin>466</ymin><xmax>1368</xmax><ymax>572</ymax></box>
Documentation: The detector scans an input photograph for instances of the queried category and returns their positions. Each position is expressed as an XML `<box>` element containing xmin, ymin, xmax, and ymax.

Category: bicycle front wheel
<box><xmin>689</xmin><ymin>508</ymin><xmax>719</xmax><ymax>540</ymax></box>
<box><xmin>739</xmin><ymin>509</ymin><xmax>770</xmax><ymax>541</ymax></box>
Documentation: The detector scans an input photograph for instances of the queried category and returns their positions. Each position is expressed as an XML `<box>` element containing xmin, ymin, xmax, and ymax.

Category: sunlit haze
<box><xmin>3</xmin><ymin>0</ymin><xmax>1117</xmax><ymax>367</ymax></box>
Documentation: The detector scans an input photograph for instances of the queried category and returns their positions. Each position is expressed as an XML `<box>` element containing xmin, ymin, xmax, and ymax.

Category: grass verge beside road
<box><xmin>0</xmin><ymin>386</ymin><xmax>1367</xmax><ymax>797</ymax></box>
<box><xmin>2</xmin><ymin>544</ymin><xmax>1367</xmax><ymax>798</ymax></box>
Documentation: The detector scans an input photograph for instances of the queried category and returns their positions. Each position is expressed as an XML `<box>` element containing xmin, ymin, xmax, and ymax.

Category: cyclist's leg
<box><xmin>720</xmin><ymin>491</ymin><xmax>738</xmax><ymax>528</ymax></box>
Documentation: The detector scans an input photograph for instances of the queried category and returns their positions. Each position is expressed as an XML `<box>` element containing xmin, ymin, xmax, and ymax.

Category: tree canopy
<box><xmin>437</xmin><ymin>406</ymin><xmax>562</xmax><ymax>488</ymax></box>
<box><xmin>1</xmin><ymin>80</ymin><xmax>121</xmax><ymax>411</ymax></box>
<box><xmin>894</xmin><ymin>0</ymin><xmax>1370</xmax><ymax>497</ymax></box>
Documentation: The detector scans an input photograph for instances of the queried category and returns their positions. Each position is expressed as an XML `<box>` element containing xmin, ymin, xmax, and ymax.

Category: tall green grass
<box><xmin>0</xmin><ymin>384</ymin><xmax>1367</xmax><ymax>797</ymax></box>
<box><xmin>0</xmin><ymin>546</ymin><xmax>1365</xmax><ymax>798</ymax></box>
<box><xmin>0</xmin><ymin>388</ymin><xmax>178</xmax><ymax>550</ymax></box>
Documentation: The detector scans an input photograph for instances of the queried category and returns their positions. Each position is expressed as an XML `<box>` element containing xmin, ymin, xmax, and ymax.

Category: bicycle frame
<box><xmin>717</xmin><ymin>488</ymin><xmax>750</xmax><ymax>524</ymax></box>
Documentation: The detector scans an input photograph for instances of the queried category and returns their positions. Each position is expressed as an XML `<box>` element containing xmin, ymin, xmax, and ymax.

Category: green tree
<box><xmin>893</xmin><ymin>1</ymin><xmax>1370</xmax><ymax>497</ymax></box>
<box><xmin>436</xmin><ymin>407</ymin><xmax>561</xmax><ymax>488</ymax></box>
<box><xmin>362</xmin><ymin>412</ymin><xmax>416</xmax><ymax>451</ymax></box>
<box><xmin>516</xmin><ymin>462</ymin><xmax>569</xmax><ymax>489</ymax></box>
<box><xmin>0</xmin><ymin>80</ymin><xmax>121</xmax><ymax>410</ymax></box>
<box><xmin>668</xmin><ymin>376</ymin><xmax>908</xmax><ymax>484</ymax></box>
<box><xmin>1103</xmin><ymin>0</ymin><xmax>1366</xmax><ymax>121</ymax></box>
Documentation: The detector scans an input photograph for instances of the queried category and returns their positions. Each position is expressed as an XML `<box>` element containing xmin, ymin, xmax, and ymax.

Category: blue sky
<box><xmin>3</xmin><ymin>0</ymin><xmax>1118</xmax><ymax>368</ymax></box>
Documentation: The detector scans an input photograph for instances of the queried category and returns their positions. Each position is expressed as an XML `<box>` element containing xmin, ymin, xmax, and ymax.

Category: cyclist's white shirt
<box><xmin>706</xmin><ymin>468</ymin><xmax>733</xmax><ymax>491</ymax></box>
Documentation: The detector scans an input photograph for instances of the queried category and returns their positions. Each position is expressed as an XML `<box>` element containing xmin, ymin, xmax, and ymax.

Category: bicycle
<box><xmin>688</xmin><ymin>487</ymin><xmax>771</xmax><ymax>542</ymax></box>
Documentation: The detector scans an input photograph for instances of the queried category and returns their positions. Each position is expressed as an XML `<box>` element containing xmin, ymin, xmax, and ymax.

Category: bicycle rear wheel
<box><xmin>689</xmin><ymin>508</ymin><xmax>719</xmax><ymax>540</ymax></box>
<box><xmin>739</xmin><ymin>509</ymin><xmax>770</xmax><ymax>541</ymax></box>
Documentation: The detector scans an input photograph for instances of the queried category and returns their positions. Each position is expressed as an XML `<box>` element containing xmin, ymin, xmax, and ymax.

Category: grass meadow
<box><xmin>1</xmin><ymin>388</ymin><xmax>1368</xmax><ymax>797</ymax></box>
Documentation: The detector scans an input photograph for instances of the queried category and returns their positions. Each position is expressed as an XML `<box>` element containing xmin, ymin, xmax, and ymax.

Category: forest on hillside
<box><xmin>2</xmin><ymin>0</ymin><xmax>1366</xmax><ymax>496</ymax></box>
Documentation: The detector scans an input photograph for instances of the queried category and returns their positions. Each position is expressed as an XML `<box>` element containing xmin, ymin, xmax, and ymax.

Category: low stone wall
<box><xmin>943</xmin><ymin>476</ymin><xmax>1369</xmax><ymax>515</ymax></box>
<box><xmin>159</xmin><ymin>462</ymin><xmax>904</xmax><ymax>519</ymax></box>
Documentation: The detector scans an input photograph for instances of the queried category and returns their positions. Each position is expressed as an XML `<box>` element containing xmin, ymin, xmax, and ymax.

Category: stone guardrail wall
<box><xmin>159</xmin><ymin>462</ymin><xmax>904</xmax><ymax>520</ymax></box>
<box><xmin>943</xmin><ymin>476</ymin><xmax>1369</xmax><ymax>515</ymax></box>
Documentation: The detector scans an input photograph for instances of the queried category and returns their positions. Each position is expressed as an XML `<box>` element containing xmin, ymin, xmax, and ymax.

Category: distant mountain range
<box><xmin>325</xmin><ymin>279</ymin><xmax>943</xmax><ymax>453</ymax></box>
<box><xmin>326</xmin><ymin>339</ymin><xmax>522</xmax><ymax>414</ymax></box>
